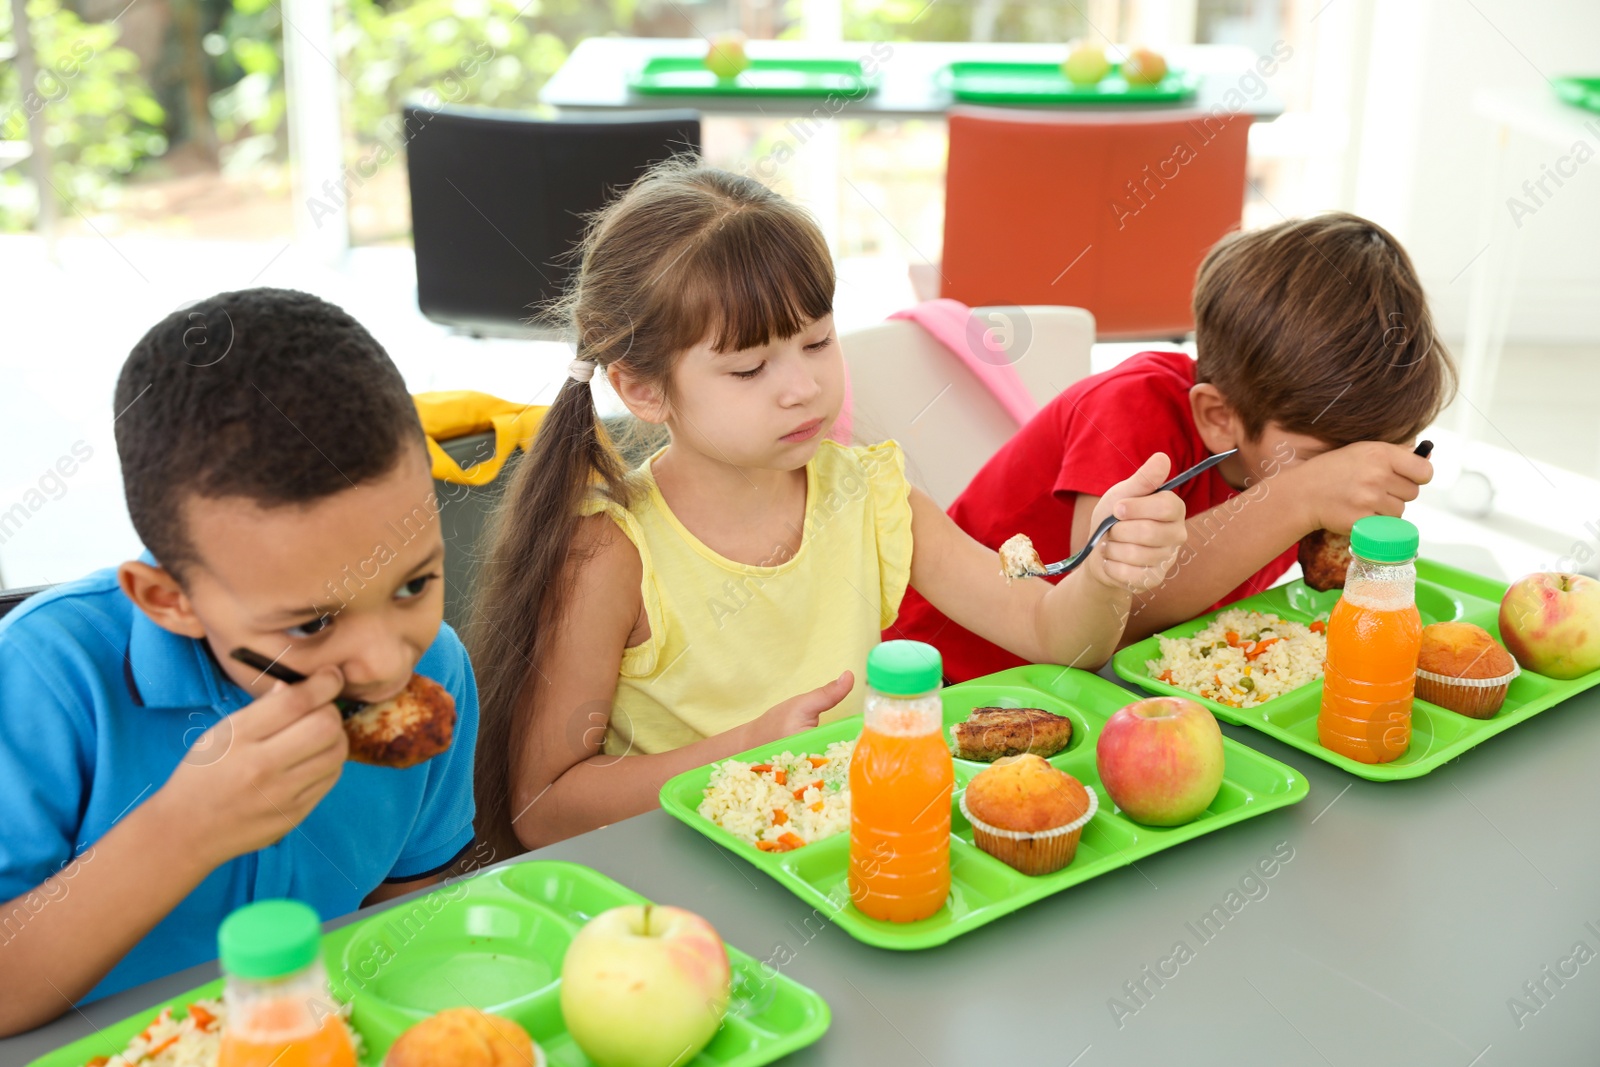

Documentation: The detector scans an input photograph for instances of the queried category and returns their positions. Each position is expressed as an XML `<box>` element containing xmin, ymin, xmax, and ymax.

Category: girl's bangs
<box><xmin>670</xmin><ymin>208</ymin><xmax>836</xmax><ymax>355</ymax></box>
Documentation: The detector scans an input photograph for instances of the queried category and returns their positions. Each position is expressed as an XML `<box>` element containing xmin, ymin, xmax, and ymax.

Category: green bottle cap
<box><xmin>218</xmin><ymin>900</ymin><xmax>322</xmax><ymax>980</ymax></box>
<box><xmin>1349</xmin><ymin>515</ymin><xmax>1419</xmax><ymax>563</ymax></box>
<box><xmin>867</xmin><ymin>640</ymin><xmax>943</xmax><ymax>696</ymax></box>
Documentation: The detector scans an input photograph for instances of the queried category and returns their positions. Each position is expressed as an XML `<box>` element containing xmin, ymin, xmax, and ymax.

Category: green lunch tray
<box><xmin>659</xmin><ymin>665</ymin><xmax>1307</xmax><ymax>951</ymax></box>
<box><xmin>1553</xmin><ymin>76</ymin><xmax>1600</xmax><ymax>113</ymax></box>
<box><xmin>30</xmin><ymin>862</ymin><xmax>830</xmax><ymax>1067</ymax></box>
<box><xmin>629</xmin><ymin>57</ymin><xmax>879</xmax><ymax>98</ymax></box>
<box><xmin>1114</xmin><ymin>559</ymin><xmax>1600</xmax><ymax>782</ymax></box>
<box><xmin>939</xmin><ymin>60</ymin><xmax>1199</xmax><ymax>104</ymax></box>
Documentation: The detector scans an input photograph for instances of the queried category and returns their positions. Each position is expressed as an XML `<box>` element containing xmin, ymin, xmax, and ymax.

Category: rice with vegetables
<box><xmin>86</xmin><ymin>998</ymin><xmax>360</xmax><ymax>1067</ymax></box>
<box><xmin>698</xmin><ymin>740</ymin><xmax>855</xmax><ymax>851</ymax></box>
<box><xmin>1147</xmin><ymin>609</ymin><xmax>1327</xmax><ymax>709</ymax></box>
<box><xmin>86</xmin><ymin>1001</ymin><xmax>224</xmax><ymax>1067</ymax></box>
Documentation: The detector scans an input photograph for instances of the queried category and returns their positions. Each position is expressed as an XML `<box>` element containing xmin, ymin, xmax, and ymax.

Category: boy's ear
<box><xmin>118</xmin><ymin>560</ymin><xmax>207</xmax><ymax>639</ymax></box>
<box><xmin>1188</xmin><ymin>383</ymin><xmax>1244</xmax><ymax>454</ymax></box>
<box><xmin>607</xmin><ymin>365</ymin><xmax>668</xmax><ymax>425</ymax></box>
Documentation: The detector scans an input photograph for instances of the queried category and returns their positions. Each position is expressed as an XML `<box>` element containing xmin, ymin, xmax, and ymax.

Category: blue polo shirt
<box><xmin>0</xmin><ymin>565</ymin><xmax>479</xmax><ymax>1003</ymax></box>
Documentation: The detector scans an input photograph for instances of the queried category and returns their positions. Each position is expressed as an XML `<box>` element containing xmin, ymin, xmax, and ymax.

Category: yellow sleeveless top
<box><xmin>581</xmin><ymin>440</ymin><xmax>914</xmax><ymax>756</ymax></box>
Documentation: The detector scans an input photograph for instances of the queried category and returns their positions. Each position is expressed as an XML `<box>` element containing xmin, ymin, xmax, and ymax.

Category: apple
<box><xmin>560</xmin><ymin>904</ymin><xmax>732</xmax><ymax>1067</ymax></box>
<box><xmin>1121</xmin><ymin>46</ymin><xmax>1168</xmax><ymax>86</ymax></box>
<box><xmin>1096</xmin><ymin>697</ymin><xmax>1224</xmax><ymax>826</ymax></box>
<box><xmin>704</xmin><ymin>32</ymin><xmax>750</xmax><ymax>80</ymax></box>
<box><xmin>1062</xmin><ymin>41</ymin><xmax>1110</xmax><ymax>86</ymax></box>
<box><xmin>1499</xmin><ymin>572</ymin><xmax>1600</xmax><ymax>680</ymax></box>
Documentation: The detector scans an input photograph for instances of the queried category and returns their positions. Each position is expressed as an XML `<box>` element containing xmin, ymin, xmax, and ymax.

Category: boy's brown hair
<box><xmin>1192</xmin><ymin>212</ymin><xmax>1456</xmax><ymax>446</ymax></box>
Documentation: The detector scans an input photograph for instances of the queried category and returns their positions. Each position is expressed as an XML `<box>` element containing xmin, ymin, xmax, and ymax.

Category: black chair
<box><xmin>433</xmin><ymin>414</ymin><xmax>668</xmax><ymax>635</ymax></box>
<box><xmin>0</xmin><ymin>585</ymin><xmax>47</xmax><ymax>620</ymax></box>
<box><xmin>404</xmin><ymin>104</ymin><xmax>701</xmax><ymax>337</ymax></box>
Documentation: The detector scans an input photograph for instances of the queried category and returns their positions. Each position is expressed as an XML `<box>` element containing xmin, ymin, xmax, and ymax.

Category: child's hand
<box><xmin>159</xmin><ymin>666</ymin><xmax>349</xmax><ymax>868</ymax></box>
<box><xmin>1292</xmin><ymin>442</ymin><xmax>1432</xmax><ymax>534</ymax></box>
<box><xmin>1085</xmin><ymin>453</ymin><xmax>1188</xmax><ymax>594</ymax></box>
<box><xmin>755</xmin><ymin>671</ymin><xmax>854</xmax><ymax>744</ymax></box>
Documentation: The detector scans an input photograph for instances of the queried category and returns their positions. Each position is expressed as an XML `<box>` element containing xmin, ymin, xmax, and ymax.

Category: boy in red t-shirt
<box><xmin>893</xmin><ymin>212</ymin><xmax>1455</xmax><ymax>682</ymax></box>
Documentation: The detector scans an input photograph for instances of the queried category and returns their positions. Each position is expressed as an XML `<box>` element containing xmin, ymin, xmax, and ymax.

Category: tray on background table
<box><xmin>29</xmin><ymin>862</ymin><xmax>830</xmax><ymax>1067</ymax></box>
<box><xmin>1553</xmin><ymin>75</ymin><xmax>1600</xmax><ymax>113</ymax></box>
<box><xmin>660</xmin><ymin>665</ymin><xmax>1307</xmax><ymax>951</ymax></box>
<box><xmin>939</xmin><ymin>60</ymin><xmax>1199</xmax><ymax>104</ymax></box>
<box><xmin>1114</xmin><ymin>559</ymin><xmax>1600</xmax><ymax>782</ymax></box>
<box><xmin>628</xmin><ymin>57</ymin><xmax>878</xmax><ymax>98</ymax></box>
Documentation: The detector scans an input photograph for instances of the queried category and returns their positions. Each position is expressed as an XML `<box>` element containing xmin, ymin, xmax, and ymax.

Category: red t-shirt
<box><xmin>889</xmin><ymin>350</ymin><xmax>1297</xmax><ymax>682</ymax></box>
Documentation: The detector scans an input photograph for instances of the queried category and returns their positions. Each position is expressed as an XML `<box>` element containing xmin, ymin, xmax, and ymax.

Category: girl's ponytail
<box><xmin>467</xmin><ymin>364</ymin><xmax>627</xmax><ymax>863</ymax></box>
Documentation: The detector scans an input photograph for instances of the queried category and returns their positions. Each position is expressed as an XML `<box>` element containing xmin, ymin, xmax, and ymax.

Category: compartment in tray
<box><xmin>943</xmin><ymin>682</ymin><xmax>1090</xmax><ymax>764</ymax></box>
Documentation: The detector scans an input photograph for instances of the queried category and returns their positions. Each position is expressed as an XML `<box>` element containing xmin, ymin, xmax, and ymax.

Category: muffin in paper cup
<box><xmin>959</xmin><ymin>785</ymin><xmax>1098</xmax><ymax>876</ymax></box>
<box><xmin>1415</xmin><ymin>663</ymin><xmax>1519</xmax><ymax>719</ymax></box>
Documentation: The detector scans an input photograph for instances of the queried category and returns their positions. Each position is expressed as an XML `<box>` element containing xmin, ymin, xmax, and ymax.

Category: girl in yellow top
<box><xmin>471</xmin><ymin>160</ymin><xmax>1187</xmax><ymax>856</ymax></box>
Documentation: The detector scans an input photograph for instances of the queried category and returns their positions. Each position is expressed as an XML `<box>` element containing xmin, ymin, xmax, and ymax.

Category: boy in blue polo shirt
<box><xmin>0</xmin><ymin>288</ymin><xmax>480</xmax><ymax>1034</ymax></box>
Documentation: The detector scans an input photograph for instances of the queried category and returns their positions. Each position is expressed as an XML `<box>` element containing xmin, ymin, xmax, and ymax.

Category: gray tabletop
<box><xmin>10</xmin><ymin>662</ymin><xmax>1599</xmax><ymax>1067</ymax></box>
<box><xmin>540</xmin><ymin>38</ymin><xmax>1285</xmax><ymax>122</ymax></box>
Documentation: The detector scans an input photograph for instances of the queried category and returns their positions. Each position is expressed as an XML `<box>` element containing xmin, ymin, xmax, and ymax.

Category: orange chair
<box><xmin>940</xmin><ymin>106</ymin><xmax>1251</xmax><ymax>339</ymax></box>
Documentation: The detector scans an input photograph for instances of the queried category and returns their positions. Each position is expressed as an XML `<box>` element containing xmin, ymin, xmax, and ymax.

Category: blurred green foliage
<box><xmin>207</xmin><ymin>0</ymin><xmax>285</xmax><ymax>171</ymax></box>
<box><xmin>839</xmin><ymin>0</ymin><xmax>1085</xmax><ymax>43</ymax></box>
<box><xmin>0</xmin><ymin>0</ymin><xmax>168</xmax><ymax>227</ymax></box>
<box><xmin>346</xmin><ymin>0</ymin><xmax>641</xmax><ymax>138</ymax></box>
<box><xmin>1</xmin><ymin>0</ymin><xmax>1083</xmax><ymax>232</ymax></box>
<box><xmin>0</xmin><ymin>0</ymin><xmax>637</xmax><ymax>229</ymax></box>
<box><xmin>213</xmin><ymin>0</ymin><xmax>639</xmax><ymax>167</ymax></box>
<box><xmin>344</xmin><ymin>0</ymin><xmax>557</xmax><ymax>136</ymax></box>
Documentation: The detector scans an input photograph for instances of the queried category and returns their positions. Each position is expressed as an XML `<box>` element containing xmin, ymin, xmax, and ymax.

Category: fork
<box><xmin>1032</xmin><ymin>449</ymin><xmax>1240</xmax><ymax>577</ymax></box>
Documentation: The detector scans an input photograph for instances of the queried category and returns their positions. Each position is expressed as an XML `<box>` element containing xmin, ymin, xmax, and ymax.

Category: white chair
<box><xmin>842</xmin><ymin>305</ymin><xmax>1095</xmax><ymax>507</ymax></box>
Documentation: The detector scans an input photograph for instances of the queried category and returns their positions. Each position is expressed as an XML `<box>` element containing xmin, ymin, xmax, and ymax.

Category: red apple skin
<box><xmin>1121</xmin><ymin>47</ymin><xmax>1169</xmax><ymax>86</ymax></box>
<box><xmin>1499</xmin><ymin>572</ymin><xmax>1600</xmax><ymax>680</ymax></box>
<box><xmin>1096</xmin><ymin>697</ymin><xmax>1224</xmax><ymax>826</ymax></box>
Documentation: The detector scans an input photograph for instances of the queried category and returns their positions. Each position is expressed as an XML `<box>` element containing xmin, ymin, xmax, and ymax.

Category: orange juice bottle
<box><xmin>1318</xmin><ymin>516</ymin><xmax>1423</xmax><ymax>764</ymax></box>
<box><xmin>849</xmin><ymin>640</ymin><xmax>953</xmax><ymax>923</ymax></box>
<box><xmin>216</xmin><ymin>900</ymin><xmax>357</xmax><ymax>1067</ymax></box>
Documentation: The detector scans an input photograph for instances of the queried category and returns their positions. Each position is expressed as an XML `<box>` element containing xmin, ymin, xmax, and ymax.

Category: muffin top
<box><xmin>964</xmin><ymin>754</ymin><xmax>1090</xmax><ymax>832</ymax></box>
<box><xmin>385</xmin><ymin>1007</ymin><xmax>535</xmax><ymax>1067</ymax></box>
<box><xmin>1417</xmin><ymin>622</ymin><xmax>1516</xmax><ymax>679</ymax></box>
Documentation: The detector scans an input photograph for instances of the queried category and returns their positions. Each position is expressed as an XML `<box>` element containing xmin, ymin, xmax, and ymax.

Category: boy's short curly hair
<box><xmin>113</xmin><ymin>288</ymin><xmax>424</xmax><ymax>576</ymax></box>
<box><xmin>1193</xmin><ymin>213</ymin><xmax>1456</xmax><ymax>446</ymax></box>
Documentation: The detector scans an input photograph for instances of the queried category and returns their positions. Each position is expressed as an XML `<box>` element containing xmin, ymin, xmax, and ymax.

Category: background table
<box><xmin>9</xmin><ymin>664</ymin><xmax>1599</xmax><ymax>1066</ymax></box>
<box><xmin>540</xmin><ymin>38</ymin><xmax>1286</xmax><ymax>122</ymax></box>
<box><xmin>541</xmin><ymin>38</ymin><xmax>1283</xmax><ymax>250</ymax></box>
